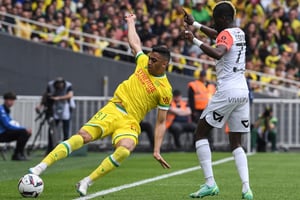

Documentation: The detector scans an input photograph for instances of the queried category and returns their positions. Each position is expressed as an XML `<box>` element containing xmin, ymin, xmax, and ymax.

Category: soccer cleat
<box><xmin>190</xmin><ymin>183</ymin><xmax>219</xmax><ymax>198</ymax></box>
<box><xmin>242</xmin><ymin>189</ymin><xmax>253</xmax><ymax>200</ymax></box>
<box><xmin>76</xmin><ymin>178</ymin><xmax>92</xmax><ymax>196</ymax></box>
<box><xmin>29</xmin><ymin>166</ymin><xmax>44</xmax><ymax>176</ymax></box>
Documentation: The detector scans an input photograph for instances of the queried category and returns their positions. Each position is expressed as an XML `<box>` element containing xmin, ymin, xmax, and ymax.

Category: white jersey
<box><xmin>215</xmin><ymin>27</ymin><xmax>248</xmax><ymax>92</ymax></box>
<box><xmin>200</xmin><ymin>27</ymin><xmax>250</xmax><ymax>132</ymax></box>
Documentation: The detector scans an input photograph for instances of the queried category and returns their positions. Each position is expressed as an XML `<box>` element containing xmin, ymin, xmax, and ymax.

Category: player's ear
<box><xmin>162</xmin><ymin>60</ymin><xmax>169</xmax><ymax>69</ymax></box>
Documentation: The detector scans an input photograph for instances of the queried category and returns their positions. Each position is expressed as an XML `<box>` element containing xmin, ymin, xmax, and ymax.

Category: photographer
<box><xmin>36</xmin><ymin>77</ymin><xmax>75</xmax><ymax>153</ymax></box>
<box><xmin>251</xmin><ymin>107</ymin><xmax>278</xmax><ymax>152</ymax></box>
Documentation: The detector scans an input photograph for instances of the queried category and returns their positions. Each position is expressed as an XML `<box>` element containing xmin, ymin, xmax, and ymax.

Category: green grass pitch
<box><xmin>0</xmin><ymin>150</ymin><xmax>299</xmax><ymax>199</ymax></box>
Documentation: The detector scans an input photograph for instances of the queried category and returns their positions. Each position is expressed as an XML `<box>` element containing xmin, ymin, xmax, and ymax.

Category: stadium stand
<box><xmin>0</xmin><ymin>0</ymin><xmax>299</xmax><ymax>98</ymax></box>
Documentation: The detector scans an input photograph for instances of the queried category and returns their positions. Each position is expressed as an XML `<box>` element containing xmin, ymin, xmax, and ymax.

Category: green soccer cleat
<box><xmin>242</xmin><ymin>189</ymin><xmax>253</xmax><ymax>200</ymax></box>
<box><xmin>190</xmin><ymin>183</ymin><xmax>219</xmax><ymax>198</ymax></box>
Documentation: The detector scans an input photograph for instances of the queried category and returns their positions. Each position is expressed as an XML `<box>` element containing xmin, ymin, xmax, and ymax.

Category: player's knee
<box><xmin>115</xmin><ymin>138</ymin><xmax>136</xmax><ymax>152</ymax></box>
<box><xmin>77</xmin><ymin>129</ymin><xmax>93</xmax><ymax>143</ymax></box>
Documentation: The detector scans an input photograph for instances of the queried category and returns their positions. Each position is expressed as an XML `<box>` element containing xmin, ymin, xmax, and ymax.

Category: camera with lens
<box><xmin>39</xmin><ymin>93</ymin><xmax>55</xmax><ymax>118</ymax></box>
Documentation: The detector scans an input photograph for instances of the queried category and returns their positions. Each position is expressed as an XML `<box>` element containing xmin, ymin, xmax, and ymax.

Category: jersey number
<box><xmin>236</xmin><ymin>44</ymin><xmax>244</xmax><ymax>64</ymax></box>
<box><xmin>94</xmin><ymin>111</ymin><xmax>107</xmax><ymax>120</ymax></box>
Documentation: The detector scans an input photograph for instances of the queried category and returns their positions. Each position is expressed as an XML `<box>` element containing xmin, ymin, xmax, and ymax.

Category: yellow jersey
<box><xmin>110</xmin><ymin>52</ymin><xmax>172</xmax><ymax>122</ymax></box>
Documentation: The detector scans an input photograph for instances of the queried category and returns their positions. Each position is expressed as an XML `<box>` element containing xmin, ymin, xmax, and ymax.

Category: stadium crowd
<box><xmin>0</xmin><ymin>0</ymin><xmax>299</xmax><ymax>97</ymax></box>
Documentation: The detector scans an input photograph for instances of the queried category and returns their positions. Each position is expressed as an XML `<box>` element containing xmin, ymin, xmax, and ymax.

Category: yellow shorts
<box><xmin>81</xmin><ymin>102</ymin><xmax>140</xmax><ymax>146</ymax></box>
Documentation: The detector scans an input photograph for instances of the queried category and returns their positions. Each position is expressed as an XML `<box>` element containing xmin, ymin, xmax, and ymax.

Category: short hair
<box><xmin>213</xmin><ymin>1</ymin><xmax>236</xmax><ymax>21</ymax></box>
<box><xmin>173</xmin><ymin>89</ymin><xmax>181</xmax><ymax>97</ymax></box>
<box><xmin>152</xmin><ymin>45</ymin><xmax>171</xmax><ymax>62</ymax></box>
<box><xmin>3</xmin><ymin>91</ymin><xmax>17</xmax><ymax>100</ymax></box>
<box><xmin>54</xmin><ymin>77</ymin><xmax>66</xmax><ymax>88</ymax></box>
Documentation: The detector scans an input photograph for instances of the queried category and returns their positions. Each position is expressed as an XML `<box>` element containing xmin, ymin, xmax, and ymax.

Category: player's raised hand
<box><xmin>180</xmin><ymin>30</ymin><xmax>194</xmax><ymax>43</ymax></box>
<box><xmin>125</xmin><ymin>13</ymin><xmax>136</xmax><ymax>22</ymax></box>
<box><xmin>181</xmin><ymin>7</ymin><xmax>194</xmax><ymax>25</ymax></box>
<box><xmin>153</xmin><ymin>152</ymin><xmax>171</xmax><ymax>169</ymax></box>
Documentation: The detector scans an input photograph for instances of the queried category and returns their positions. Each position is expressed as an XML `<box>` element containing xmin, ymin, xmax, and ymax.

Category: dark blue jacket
<box><xmin>0</xmin><ymin>104</ymin><xmax>26</xmax><ymax>134</ymax></box>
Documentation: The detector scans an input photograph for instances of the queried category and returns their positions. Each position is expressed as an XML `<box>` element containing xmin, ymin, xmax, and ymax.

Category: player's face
<box><xmin>213</xmin><ymin>16</ymin><xmax>227</xmax><ymax>33</ymax></box>
<box><xmin>148</xmin><ymin>52</ymin><xmax>166</xmax><ymax>76</ymax></box>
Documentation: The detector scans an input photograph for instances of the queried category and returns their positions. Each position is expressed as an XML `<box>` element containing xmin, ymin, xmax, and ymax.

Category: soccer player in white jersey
<box><xmin>181</xmin><ymin>1</ymin><xmax>253</xmax><ymax>200</ymax></box>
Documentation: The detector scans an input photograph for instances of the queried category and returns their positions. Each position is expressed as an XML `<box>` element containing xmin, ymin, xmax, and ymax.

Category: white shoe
<box><xmin>76</xmin><ymin>178</ymin><xmax>92</xmax><ymax>196</ymax></box>
<box><xmin>29</xmin><ymin>165</ymin><xmax>45</xmax><ymax>176</ymax></box>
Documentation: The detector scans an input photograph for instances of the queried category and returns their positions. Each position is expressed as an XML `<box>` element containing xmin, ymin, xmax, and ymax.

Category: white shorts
<box><xmin>200</xmin><ymin>89</ymin><xmax>250</xmax><ymax>133</ymax></box>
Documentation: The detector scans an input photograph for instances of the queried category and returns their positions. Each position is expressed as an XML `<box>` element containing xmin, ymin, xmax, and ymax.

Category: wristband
<box><xmin>192</xmin><ymin>21</ymin><xmax>202</xmax><ymax>29</ymax></box>
<box><xmin>193</xmin><ymin>38</ymin><xmax>203</xmax><ymax>47</ymax></box>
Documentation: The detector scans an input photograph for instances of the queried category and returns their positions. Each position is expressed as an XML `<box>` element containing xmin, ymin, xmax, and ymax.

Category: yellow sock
<box><xmin>42</xmin><ymin>135</ymin><xmax>84</xmax><ymax>166</ymax></box>
<box><xmin>89</xmin><ymin>146</ymin><xmax>130</xmax><ymax>182</ymax></box>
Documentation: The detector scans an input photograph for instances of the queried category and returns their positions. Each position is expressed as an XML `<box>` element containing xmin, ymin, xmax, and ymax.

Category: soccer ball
<box><xmin>18</xmin><ymin>174</ymin><xmax>44</xmax><ymax>198</ymax></box>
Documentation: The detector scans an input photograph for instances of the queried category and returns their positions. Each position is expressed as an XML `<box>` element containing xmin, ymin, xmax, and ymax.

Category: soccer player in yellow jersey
<box><xmin>29</xmin><ymin>13</ymin><xmax>173</xmax><ymax>196</ymax></box>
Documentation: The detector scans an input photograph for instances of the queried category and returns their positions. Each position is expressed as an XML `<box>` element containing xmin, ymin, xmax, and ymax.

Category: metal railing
<box><xmin>2</xmin><ymin>96</ymin><xmax>299</xmax><ymax>153</ymax></box>
<box><xmin>0</xmin><ymin>11</ymin><xmax>299</xmax><ymax>98</ymax></box>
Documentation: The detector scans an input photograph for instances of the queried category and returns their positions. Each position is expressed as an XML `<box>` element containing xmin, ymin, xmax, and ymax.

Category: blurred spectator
<box><xmin>265</xmin><ymin>46</ymin><xmax>280</xmax><ymax>74</ymax></box>
<box><xmin>170</xmin><ymin>3</ymin><xmax>184</xmax><ymax>22</ymax></box>
<box><xmin>138</xmin><ymin>20</ymin><xmax>153</xmax><ymax>42</ymax></box>
<box><xmin>0</xmin><ymin>92</ymin><xmax>32</xmax><ymax>161</ymax></box>
<box><xmin>0</xmin><ymin>5</ymin><xmax>14</xmax><ymax>34</ymax></box>
<box><xmin>151</xmin><ymin>13</ymin><xmax>167</xmax><ymax>36</ymax></box>
<box><xmin>15</xmin><ymin>10</ymin><xmax>32</xmax><ymax>40</ymax></box>
<box><xmin>245</xmin><ymin>0</ymin><xmax>265</xmax><ymax>24</ymax></box>
<box><xmin>288</xmin><ymin>7</ymin><xmax>300</xmax><ymax>36</ymax></box>
<box><xmin>168</xmin><ymin>46</ymin><xmax>187</xmax><ymax>74</ymax></box>
<box><xmin>166</xmin><ymin>89</ymin><xmax>196</xmax><ymax>150</ymax></box>
<box><xmin>187</xmin><ymin>70</ymin><xmax>215</xmax><ymax>150</ymax></box>
<box><xmin>251</xmin><ymin>106</ymin><xmax>278</xmax><ymax>152</ymax></box>
<box><xmin>68</xmin><ymin>26</ymin><xmax>82</xmax><ymax>52</ymax></box>
<box><xmin>0</xmin><ymin>0</ymin><xmax>299</xmax><ymax>98</ymax></box>
<box><xmin>191</xmin><ymin>0</ymin><xmax>211</xmax><ymax>25</ymax></box>
<box><xmin>140</xmin><ymin>121</ymin><xmax>154</xmax><ymax>149</ymax></box>
<box><xmin>187</xmin><ymin>70</ymin><xmax>215</xmax><ymax>123</ymax></box>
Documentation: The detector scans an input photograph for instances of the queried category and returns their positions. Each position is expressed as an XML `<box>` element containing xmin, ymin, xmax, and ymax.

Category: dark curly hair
<box><xmin>213</xmin><ymin>1</ymin><xmax>236</xmax><ymax>21</ymax></box>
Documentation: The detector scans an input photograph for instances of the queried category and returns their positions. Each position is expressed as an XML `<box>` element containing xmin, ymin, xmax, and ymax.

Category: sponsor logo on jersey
<box><xmin>135</xmin><ymin>68</ymin><xmax>156</xmax><ymax>93</ymax></box>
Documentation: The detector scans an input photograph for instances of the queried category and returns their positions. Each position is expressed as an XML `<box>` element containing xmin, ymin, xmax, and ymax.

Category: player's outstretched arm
<box><xmin>181</xmin><ymin>30</ymin><xmax>227</xmax><ymax>60</ymax></box>
<box><xmin>181</xmin><ymin>7</ymin><xmax>218</xmax><ymax>39</ymax></box>
<box><xmin>153</xmin><ymin>109</ymin><xmax>171</xmax><ymax>169</ymax></box>
<box><xmin>125</xmin><ymin>13</ymin><xmax>142</xmax><ymax>56</ymax></box>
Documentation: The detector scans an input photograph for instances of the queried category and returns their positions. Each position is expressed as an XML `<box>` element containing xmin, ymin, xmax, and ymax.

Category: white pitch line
<box><xmin>73</xmin><ymin>154</ymin><xmax>254</xmax><ymax>200</ymax></box>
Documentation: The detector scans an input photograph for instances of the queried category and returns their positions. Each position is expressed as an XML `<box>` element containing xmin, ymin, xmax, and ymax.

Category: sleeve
<box><xmin>66</xmin><ymin>82</ymin><xmax>73</xmax><ymax>93</ymax></box>
<box><xmin>0</xmin><ymin>106</ymin><xmax>26</xmax><ymax>131</ymax></box>
<box><xmin>216</xmin><ymin>30</ymin><xmax>233</xmax><ymax>50</ymax></box>
<box><xmin>158</xmin><ymin>88</ymin><xmax>172</xmax><ymax>111</ymax></box>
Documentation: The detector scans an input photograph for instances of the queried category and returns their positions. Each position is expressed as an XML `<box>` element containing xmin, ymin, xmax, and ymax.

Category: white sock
<box><xmin>37</xmin><ymin>162</ymin><xmax>48</xmax><ymax>171</ymax></box>
<box><xmin>30</xmin><ymin>162</ymin><xmax>47</xmax><ymax>176</ymax></box>
<box><xmin>81</xmin><ymin>176</ymin><xmax>93</xmax><ymax>186</ymax></box>
<box><xmin>195</xmin><ymin>139</ymin><xmax>215</xmax><ymax>186</ymax></box>
<box><xmin>232</xmin><ymin>147</ymin><xmax>250</xmax><ymax>193</ymax></box>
